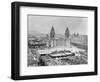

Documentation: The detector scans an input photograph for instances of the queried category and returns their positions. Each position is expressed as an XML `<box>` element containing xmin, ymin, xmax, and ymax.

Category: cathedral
<box><xmin>46</xmin><ymin>26</ymin><xmax>70</xmax><ymax>48</ymax></box>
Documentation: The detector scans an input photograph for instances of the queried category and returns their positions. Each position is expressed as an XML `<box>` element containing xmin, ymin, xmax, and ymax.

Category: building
<box><xmin>70</xmin><ymin>33</ymin><xmax>88</xmax><ymax>44</ymax></box>
<box><xmin>28</xmin><ymin>39</ymin><xmax>47</xmax><ymax>49</ymax></box>
<box><xmin>48</xmin><ymin>26</ymin><xmax>70</xmax><ymax>48</ymax></box>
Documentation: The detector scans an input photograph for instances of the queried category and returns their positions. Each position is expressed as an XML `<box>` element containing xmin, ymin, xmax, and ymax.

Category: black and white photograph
<box><xmin>27</xmin><ymin>15</ymin><xmax>88</xmax><ymax>67</ymax></box>
<box><xmin>11</xmin><ymin>2</ymin><xmax>97</xmax><ymax>80</ymax></box>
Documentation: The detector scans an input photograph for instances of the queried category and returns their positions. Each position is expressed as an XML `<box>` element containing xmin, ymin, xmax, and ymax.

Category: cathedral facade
<box><xmin>47</xmin><ymin>26</ymin><xmax>70</xmax><ymax>48</ymax></box>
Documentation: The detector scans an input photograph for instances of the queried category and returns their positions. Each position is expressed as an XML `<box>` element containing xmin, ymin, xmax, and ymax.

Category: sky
<box><xmin>28</xmin><ymin>15</ymin><xmax>88</xmax><ymax>35</ymax></box>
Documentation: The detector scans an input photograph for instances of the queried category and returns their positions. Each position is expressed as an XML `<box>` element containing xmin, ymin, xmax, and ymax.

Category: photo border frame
<box><xmin>11</xmin><ymin>1</ymin><xmax>98</xmax><ymax>80</ymax></box>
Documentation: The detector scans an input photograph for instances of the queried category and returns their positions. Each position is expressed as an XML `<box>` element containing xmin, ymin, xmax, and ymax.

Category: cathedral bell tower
<box><xmin>65</xmin><ymin>27</ymin><xmax>70</xmax><ymax>47</ymax></box>
<box><xmin>50</xmin><ymin>26</ymin><xmax>56</xmax><ymax>47</ymax></box>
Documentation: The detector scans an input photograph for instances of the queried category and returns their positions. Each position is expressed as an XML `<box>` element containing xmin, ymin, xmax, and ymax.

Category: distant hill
<box><xmin>28</xmin><ymin>30</ymin><xmax>47</xmax><ymax>38</ymax></box>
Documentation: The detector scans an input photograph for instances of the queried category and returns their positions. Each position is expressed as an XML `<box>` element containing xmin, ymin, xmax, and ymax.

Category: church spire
<box><xmin>50</xmin><ymin>26</ymin><xmax>55</xmax><ymax>39</ymax></box>
<box><xmin>65</xmin><ymin>27</ymin><xmax>70</xmax><ymax>38</ymax></box>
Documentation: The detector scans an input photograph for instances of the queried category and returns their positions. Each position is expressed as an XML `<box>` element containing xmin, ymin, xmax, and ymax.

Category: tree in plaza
<box><xmin>50</xmin><ymin>26</ymin><xmax>55</xmax><ymax>39</ymax></box>
<box><xmin>65</xmin><ymin>27</ymin><xmax>70</xmax><ymax>38</ymax></box>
